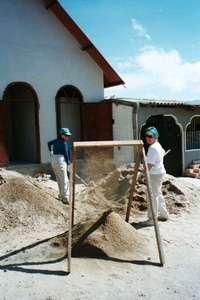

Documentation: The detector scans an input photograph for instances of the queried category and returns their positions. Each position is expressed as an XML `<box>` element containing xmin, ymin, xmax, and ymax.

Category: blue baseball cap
<box><xmin>59</xmin><ymin>128</ymin><xmax>72</xmax><ymax>136</ymax></box>
<box><xmin>145</xmin><ymin>127</ymin><xmax>159</xmax><ymax>138</ymax></box>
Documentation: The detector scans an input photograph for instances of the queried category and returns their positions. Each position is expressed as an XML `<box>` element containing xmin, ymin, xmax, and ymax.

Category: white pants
<box><xmin>51</xmin><ymin>155</ymin><xmax>69</xmax><ymax>199</ymax></box>
<box><xmin>148</xmin><ymin>173</ymin><xmax>168</xmax><ymax>218</ymax></box>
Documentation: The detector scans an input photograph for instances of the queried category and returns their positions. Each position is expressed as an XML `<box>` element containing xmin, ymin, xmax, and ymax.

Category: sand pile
<box><xmin>0</xmin><ymin>163</ymin><xmax>192</xmax><ymax>237</ymax></box>
<box><xmin>0</xmin><ymin>166</ymin><xmax>199</xmax><ymax>264</ymax></box>
<box><xmin>0</xmin><ymin>173</ymin><xmax>67</xmax><ymax>235</ymax></box>
<box><xmin>0</xmin><ymin>211</ymin><xmax>148</xmax><ymax>265</ymax></box>
<box><xmin>82</xmin><ymin>212</ymin><xmax>149</xmax><ymax>260</ymax></box>
<box><xmin>76</xmin><ymin>164</ymin><xmax>192</xmax><ymax>218</ymax></box>
<box><xmin>0</xmin><ymin>163</ymin><xmax>193</xmax><ymax>237</ymax></box>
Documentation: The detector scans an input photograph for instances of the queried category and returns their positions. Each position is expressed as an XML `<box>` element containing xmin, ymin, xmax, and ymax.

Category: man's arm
<box><xmin>63</xmin><ymin>142</ymin><xmax>71</xmax><ymax>165</ymax></box>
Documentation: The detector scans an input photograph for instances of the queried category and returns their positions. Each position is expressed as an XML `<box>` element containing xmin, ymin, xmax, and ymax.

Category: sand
<box><xmin>0</xmin><ymin>167</ymin><xmax>200</xmax><ymax>299</ymax></box>
<box><xmin>83</xmin><ymin>212</ymin><xmax>149</xmax><ymax>260</ymax></box>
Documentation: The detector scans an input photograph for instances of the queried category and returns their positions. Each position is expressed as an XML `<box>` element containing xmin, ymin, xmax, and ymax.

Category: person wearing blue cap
<box><xmin>48</xmin><ymin>128</ymin><xmax>72</xmax><ymax>204</ymax></box>
<box><xmin>145</xmin><ymin>126</ymin><xmax>169</xmax><ymax>224</ymax></box>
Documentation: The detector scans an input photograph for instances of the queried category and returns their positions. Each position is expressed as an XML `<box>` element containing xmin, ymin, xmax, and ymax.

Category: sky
<box><xmin>60</xmin><ymin>0</ymin><xmax>200</xmax><ymax>101</ymax></box>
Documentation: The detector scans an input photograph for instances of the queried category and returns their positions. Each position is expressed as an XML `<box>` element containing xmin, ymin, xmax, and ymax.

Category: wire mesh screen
<box><xmin>73</xmin><ymin>142</ymin><xmax>147</xmax><ymax>224</ymax></box>
<box><xmin>67</xmin><ymin>141</ymin><xmax>165</xmax><ymax>272</ymax></box>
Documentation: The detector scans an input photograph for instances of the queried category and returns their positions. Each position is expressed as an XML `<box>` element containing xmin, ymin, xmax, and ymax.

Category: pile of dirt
<box><xmin>0</xmin><ymin>210</ymin><xmax>149</xmax><ymax>265</ymax></box>
<box><xmin>0</xmin><ymin>163</ymin><xmax>194</xmax><ymax>237</ymax></box>
<box><xmin>76</xmin><ymin>164</ymin><xmax>191</xmax><ymax>220</ymax></box>
<box><xmin>0</xmin><ymin>163</ymin><xmax>199</xmax><ymax>268</ymax></box>
<box><xmin>0</xmin><ymin>172</ymin><xmax>67</xmax><ymax>234</ymax></box>
<box><xmin>82</xmin><ymin>212</ymin><xmax>149</xmax><ymax>260</ymax></box>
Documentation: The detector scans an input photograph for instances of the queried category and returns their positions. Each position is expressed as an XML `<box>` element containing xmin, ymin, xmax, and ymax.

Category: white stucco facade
<box><xmin>0</xmin><ymin>0</ymin><xmax>104</xmax><ymax>162</ymax></box>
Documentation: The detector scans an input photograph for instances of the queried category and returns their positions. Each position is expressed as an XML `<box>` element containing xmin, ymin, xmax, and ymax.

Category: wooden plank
<box><xmin>71</xmin><ymin>147</ymin><xmax>77</xmax><ymax>227</ymax></box>
<box><xmin>142</xmin><ymin>148</ymin><xmax>165</xmax><ymax>266</ymax></box>
<box><xmin>73</xmin><ymin>140</ymin><xmax>144</xmax><ymax>148</ymax></box>
<box><xmin>67</xmin><ymin>158</ymin><xmax>73</xmax><ymax>273</ymax></box>
<box><xmin>67</xmin><ymin>145</ymin><xmax>77</xmax><ymax>273</ymax></box>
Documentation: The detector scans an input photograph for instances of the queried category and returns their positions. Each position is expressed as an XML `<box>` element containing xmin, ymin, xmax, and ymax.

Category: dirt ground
<box><xmin>0</xmin><ymin>168</ymin><xmax>200</xmax><ymax>300</ymax></box>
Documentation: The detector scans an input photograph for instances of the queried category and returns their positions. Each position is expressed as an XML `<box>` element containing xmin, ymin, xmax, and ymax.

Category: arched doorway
<box><xmin>55</xmin><ymin>85</ymin><xmax>83</xmax><ymax>142</ymax></box>
<box><xmin>3</xmin><ymin>82</ymin><xmax>40</xmax><ymax>164</ymax></box>
<box><xmin>141</xmin><ymin>115</ymin><xmax>182</xmax><ymax>176</ymax></box>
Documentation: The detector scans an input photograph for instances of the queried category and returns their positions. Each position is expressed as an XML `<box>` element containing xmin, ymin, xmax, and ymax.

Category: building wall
<box><xmin>137</xmin><ymin>106</ymin><xmax>200</xmax><ymax>170</ymax></box>
<box><xmin>0</xmin><ymin>0</ymin><xmax>104</xmax><ymax>162</ymax></box>
<box><xmin>111</xmin><ymin>100</ymin><xmax>200</xmax><ymax>173</ymax></box>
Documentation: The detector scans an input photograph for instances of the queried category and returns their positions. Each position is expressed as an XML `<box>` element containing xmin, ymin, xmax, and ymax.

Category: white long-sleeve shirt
<box><xmin>146</xmin><ymin>141</ymin><xmax>166</xmax><ymax>175</ymax></box>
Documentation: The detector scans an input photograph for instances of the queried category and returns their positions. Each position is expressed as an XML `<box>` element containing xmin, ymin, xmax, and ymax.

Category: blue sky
<box><xmin>60</xmin><ymin>0</ymin><xmax>200</xmax><ymax>100</ymax></box>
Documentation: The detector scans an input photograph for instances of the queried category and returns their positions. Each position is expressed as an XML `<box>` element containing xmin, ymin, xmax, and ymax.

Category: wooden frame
<box><xmin>67</xmin><ymin>140</ymin><xmax>165</xmax><ymax>273</ymax></box>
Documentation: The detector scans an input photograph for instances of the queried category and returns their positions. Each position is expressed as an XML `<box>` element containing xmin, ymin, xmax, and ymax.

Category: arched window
<box><xmin>186</xmin><ymin>116</ymin><xmax>200</xmax><ymax>150</ymax></box>
<box><xmin>56</xmin><ymin>85</ymin><xmax>83</xmax><ymax>101</ymax></box>
<box><xmin>55</xmin><ymin>85</ymin><xmax>83</xmax><ymax>142</ymax></box>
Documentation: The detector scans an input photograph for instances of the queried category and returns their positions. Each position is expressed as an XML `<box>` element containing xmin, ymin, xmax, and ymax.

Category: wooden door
<box><xmin>0</xmin><ymin>102</ymin><xmax>9</xmax><ymax>166</ymax></box>
<box><xmin>81</xmin><ymin>101</ymin><xmax>113</xmax><ymax>180</ymax></box>
<box><xmin>82</xmin><ymin>101</ymin><xmax>113</xmax><ymax>141</ymax></box>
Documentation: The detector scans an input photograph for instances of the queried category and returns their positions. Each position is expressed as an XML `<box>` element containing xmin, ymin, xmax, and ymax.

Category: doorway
<box><xmin>56</xmin><ymin>85</ymin><xmax>83</xmax><ymax>143</ymax></box>
<box><xmin>3</xmin><ymin>82</ymin><xmax>40</xmax><ymax>164</ymax></box>
<box><xmin>141</xmin><ymin>115</ymin><xmax>182</xmax><ymax>176</ymax></box>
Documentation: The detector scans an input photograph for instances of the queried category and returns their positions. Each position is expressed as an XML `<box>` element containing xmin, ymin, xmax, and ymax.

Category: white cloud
<box><xmin>105</xmin><ymin>47</ymin><xmax>200</xmax><ymax>100</ymax></box>
<box><xmin>131</xmin><ymin>18</ymin><xmax>151</xmax><ymax>41</ymax></box>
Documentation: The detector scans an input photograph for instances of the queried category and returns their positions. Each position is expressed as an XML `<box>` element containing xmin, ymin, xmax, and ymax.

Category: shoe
<box><xmin>62</xmin><ymin>197</ymin><xmax>69</xmax><ymax>205</ymax></box>
<box><xmin>158</xmin><ymin>211</ymin><xmax>169</xmax><ymax>221</ymax></box>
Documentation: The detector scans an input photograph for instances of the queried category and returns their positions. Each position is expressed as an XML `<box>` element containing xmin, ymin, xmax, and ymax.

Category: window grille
<box><xmin>186</xmin><ymin>117</ymin><xmax>200</xmax><ymax>150</ymax></box>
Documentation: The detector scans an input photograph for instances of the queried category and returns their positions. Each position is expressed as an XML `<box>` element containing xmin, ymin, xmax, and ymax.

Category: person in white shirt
<box><xmin>145</xmin><ymin>126</ymin><xmax>169</xmax><ymax>224</ymax></box>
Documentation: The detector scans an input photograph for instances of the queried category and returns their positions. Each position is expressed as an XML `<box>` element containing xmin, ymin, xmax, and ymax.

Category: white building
<box><xmin>0</xmin><ymin>0</ymin><xmax>123</xmax><ymax>166</ymax></box>
<box><xmin>111</xmin><ymin>98</ymin><xmax>200</xmax><ymax>176</ymax></box>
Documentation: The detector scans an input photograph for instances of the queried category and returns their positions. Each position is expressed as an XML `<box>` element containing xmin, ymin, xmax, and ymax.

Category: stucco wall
<box><xmin>111</xmin><ymin>101</ymin><xmax>200</xmax><ymax>173</ymax></box>
<box><xmin>0</xmin><ymin>0</ymin><xmax>104</xmax><ymax>162</ymax></box>
<box><xmin>138</xmin><ymin>106</ymin><xmax>200</xmax><ymax>170</ymax></box>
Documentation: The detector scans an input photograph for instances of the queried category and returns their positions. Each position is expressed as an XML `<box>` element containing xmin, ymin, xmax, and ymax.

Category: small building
<box><xmin>0</xmin><ymin>0</ymin><xmax>124</xmax><ymax>166</ymax></box>
<box><xmin>111</xmin><ymin>98</ymin><xmax>200</xmax><ymax>176</ymax></box>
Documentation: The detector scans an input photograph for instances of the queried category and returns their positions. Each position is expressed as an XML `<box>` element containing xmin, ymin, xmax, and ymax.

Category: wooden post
<box><xmin>125</xmin><ymin>145</ymin><xmax>142</xmax><ymax>222</ymax></box>
<box><xmin>142</xmin><ymin>148</ymin><xmax>165</xmax><ymax>266</ymax></box>
<box><xmin>67</xmin><ymin>160</ymin><xmax>73</xmax><ymax>272</ymax></box>
<box><xmin>71</xmin><ymin>147</ymin><xmax>77</xmax><ymax>227</ymax></box>
<box><xmin>67</xmin><ymin>145</ymin><xmax>77</xmax><ymax>273</ymax></box>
